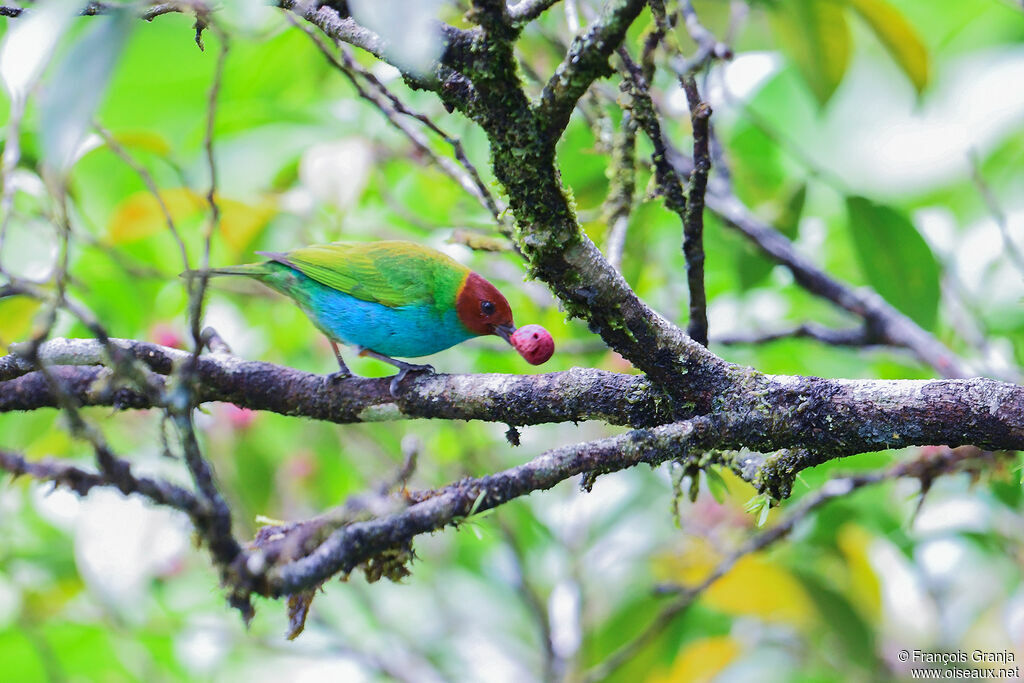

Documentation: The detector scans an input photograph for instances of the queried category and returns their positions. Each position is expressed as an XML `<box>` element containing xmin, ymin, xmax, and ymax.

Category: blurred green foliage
<box><xmin>1</xmin><ymin>0</ymin><xmax>1024</xmax><ymax>680</ymax></box>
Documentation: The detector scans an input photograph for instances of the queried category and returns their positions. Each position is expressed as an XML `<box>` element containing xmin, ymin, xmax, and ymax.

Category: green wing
<box><xmin>260</xmin><ymin>241</ymin><xmax>467</xmax><ymax>308</ymax></box>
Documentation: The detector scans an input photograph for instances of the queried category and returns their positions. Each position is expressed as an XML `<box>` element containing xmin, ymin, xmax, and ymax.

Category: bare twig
<box><xmin>0</xmin><ymin>97</ymin><xmax>26</xmax><ymax>268</ymax></box>
<box><xmin>0</xmin><ymin>1</ymin><xmax>185</xmax><ymax>19</ymax></box>
<box><xmin>670</xmin><ymin>0</ymin><xmax>733</xmax><ymax>74</ymax></box>
<box><xmin>712</xmin><ymin>323</ymin><xmax>874</xmax><ymax>347</ymax></box>
<box><xmin>264</xmin><ymin>418</ymin><xmax>720</xmax><ymax>596</ymax></box>
<box><xmin>681</xmin><ymin>75</ymin><xmax>711</xmax><ymax>346</ymax></box>
<box><xmin>703</xmin><ymin>189</ymin><xmax>970</xmax><ymax>378</ymax></box>
<box><xmin>94</xmin><ymin>124</ymin><xmax>191</xmax><ymax>272</ymax></box>
<box><xmin>968</xmin><ymin>151</ymin><xmax>1024</xmax><ymax>276</ymax></box>
<box><xmin>0</xmin><ymin>449</ymin><xmax>203</xmax><ymax>512</ymax></box>
<box><xmin>289</xmin><ymin>17</ymin><xmax>506</xmax><ymax>227</ymax></box>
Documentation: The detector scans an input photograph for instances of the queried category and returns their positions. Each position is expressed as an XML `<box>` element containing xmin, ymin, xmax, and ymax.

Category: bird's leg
<box><xmin>328</xmin><ymin>340</ymin><xmax>352</xmax><ymax>382</ymax></box>
<box><xmin>356</xmin><ymin>347</ymin><xmax>433</xmax><ymax>397</ymax></box>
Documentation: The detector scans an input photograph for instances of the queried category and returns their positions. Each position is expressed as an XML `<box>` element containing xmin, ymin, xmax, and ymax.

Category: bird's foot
<box><xmin>388</xmin><ymin>362</ymin><xmax>434</xmax><ymax>398</ymax></box>
<box><xmin>327</xmin><ymin>369</ymin><xmax>353</xmax><ymax>384</ymax></box>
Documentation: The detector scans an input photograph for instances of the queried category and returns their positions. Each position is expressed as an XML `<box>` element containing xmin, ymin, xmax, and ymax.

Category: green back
<box><xmin>263</xmin><ymin>241</ymin><xmax>469</xmax><ymax>309</ymax></box>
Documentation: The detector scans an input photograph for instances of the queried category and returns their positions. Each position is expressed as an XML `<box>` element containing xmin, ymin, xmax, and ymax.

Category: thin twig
<box><xmin>94</xmin><ymin>124</ymin><xmax>191</xmax><ymax>272</ymax></box>
<box><xmin>0</xmin><ymin>97</ymin><xmax>27</xmax><ymax>269</ymax></box>
<box><xmin>670</xmin><ymin>0</ymin><xmax>732</xmax><ymax>74</ymax></box>
<box><xmin>0</xmin><ymin>1</ymin><xmax>185</xmax><ymax>19</ymax></box>
<box><xmin>603</xmin><ymin>109</ymin><xmax>637</xmax><ymax>271</ymax></box>
<box><xmin>583</xmin><ymin>446</ymin><xmax>994</xmax><ymax>681</ymax></box>
<box><xmin>713</xmin><ymin>323</ymin><xmax>874</xmax><ymax>347</ymax></box>
<box><xmin>186</xmin><ymin>31</ymin><xmax>228</xmax><ymax>351</ymax></box>
<box><xmin>0</xmin><ymin>449</ymin><xmax>203</xmax><ymax>512</ymax></box>
<box><xmin>968</xmin><ymin>151</ymin><xmax>1024</xmax><ymax>276</ymax></box>
<box><xmin>289</xmin><ymin>17</ymin><xmax>507</xmax><ymax>228</ymax></box>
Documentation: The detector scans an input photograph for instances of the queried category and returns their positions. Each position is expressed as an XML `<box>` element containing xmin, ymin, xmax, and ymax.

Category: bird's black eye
<box><xmin>481</xmin><ymin>300</ymin><xmax>496</xmax><ymax>316</ymax></box>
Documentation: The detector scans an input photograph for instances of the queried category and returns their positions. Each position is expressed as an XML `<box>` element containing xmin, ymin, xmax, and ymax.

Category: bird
<box><xmin>202</xmin><ymin>240</ymin><xmax>554</xmax><ymax>394</ymax></box>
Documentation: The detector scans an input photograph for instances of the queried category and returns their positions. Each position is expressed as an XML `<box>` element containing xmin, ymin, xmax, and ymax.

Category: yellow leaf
<box><xmin>770</xmin><ymin>0</ymin><xmax>852</xmax><ymax>106</ymax></box>
<box><xmin>837</xmin><ymin>523</ymin><xmax>882</xmax><ymax>619</ymax></box>
<box><xmin>705</xmin><ymin>554</ymin><xmax>815</xmax><ymax>626</ymax></box>
<box><xmin>111</xmin><ymin>130</ymin><xmax>172</xmax><ymax>157</ymax></box>
<box><xmin>0</xmin><ymin>296</ymin><xmax>42</xmax><ymax>348</ymax></box>
<box><xmin>26</xmin><ymin>429</ymin><xmax>74</xmax><ymax>458</ymax></box>
<box><xmin>218</xmin><ymin>197</ymin><xmax>276</xmax><ymax>252</ymax></box>
<box><xmin>652</xmin><ymin>636</ymin><xmax>741</xmax><ymax>683</ymax></box>
<box><xmin>846</xmin><ymin>0</ymin><xmax>929</xmax><ymax>94</ymax></box>
<box><xmin>108</xmin><ymin>187</ymin><xmax>204</xmax><ymax>244</ymax></box>
<box><xmin>652</xmin><ymin>537</ymin><xmax>721</xmax><ymax>586</ymax></box>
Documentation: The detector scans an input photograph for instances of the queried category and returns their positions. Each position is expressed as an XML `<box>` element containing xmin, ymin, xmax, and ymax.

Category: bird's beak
<box><xmin>493</xmin><ymin>323</ymin><xmax>516</xmax><ymax>344</ymax></box>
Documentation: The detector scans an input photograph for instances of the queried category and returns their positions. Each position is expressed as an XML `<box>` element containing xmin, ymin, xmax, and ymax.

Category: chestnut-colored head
<box><xmin>455</xmin><ymin>272</ymin><xmax>515</xmax><ymax>337</ymax></box>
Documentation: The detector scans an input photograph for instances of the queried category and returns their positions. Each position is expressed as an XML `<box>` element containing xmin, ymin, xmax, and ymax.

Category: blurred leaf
<box><xmin>704</xmin><ymin>466</ymin><xmax>730</xmax><ymax>504</ymax></box>
<box><xmin>845</xmin><ymin>196</ymin><xmax>940</xmax><ymax>330</ymax></box>
<box><xmin>745</xmin><ymin>493</ymin><xmax>772</xmax><ymax>527</ymax></box>
<box><xmin>836</xmin><ymin>524</ymin><xmax>882</xmax><ymax>620</ymax></box>
<box><xmin>846</xmin><ymin>0</ymin><xmax>929</xmax><ymax>94</ymax></box>
<box><xmin>794</xmin><ymin>568</ymin><xmax>879</xmax><ymax>669</ymax></box>
<box><xmin>39</xmin><ymin>10</ymin><xmax>135</xmax><ymax>172</ymax></box>
<box><xmin>652</xmin><ymin>635</ymin><xmax>741</xmax><ymax>683</ymax></box>
<box><xmin>737</xmin><ymin>183</ymin><xmax>806</xmax><ymax>290</ymax></box>
<box><xmin>769</xmin><ymin>0</ymin><xmax>852</xmax><ymax>106</ymax></box>
<box><xmin>108</xmin><ymin>188</ymin><xmax>204</xmax><ymax>244</ymax></box>
<box><xmin>705</xmin><ymin>554</ymin><xmax>815</xmax><ymax>626</ymax></box>
<box><xmin>113</xmin><ymin>130</ymin><xmax>173</xmax><ymax>157</ymax></box>
<box><xmin>653</xmin><ymin>537</ymin><xmax>719</xmax><ymax>586</ymax></box>
<box><xmin>0</xmin><ymin>629</ymin><xmax>49</xmax><ymax>681</ymax></box>
<box><xmin>0</xmin><ymin>0</ymin><xmax>77</xmax><ymax>101</ymax></box>
<box><xmin>108</xmin><ymin>188</ymin><xmax>274</xmax><ymax>253</ymax></box>
<box><xmin>42</xmin><ymin>623</ymin><xmax>131</xmax><ymax>679</ymax></box>
<box><xmin>0</xmin><ymin>296</ymin><xmax>42</xmax><ymax>347</ymax></box>
<box><xmin>726</xmin><ymin>119</ymin><xmax>788</xmax><ymax>207</ymax></box>
<box><xmin>219</xmin><ymin>197</ymin><xmax>277</xmax><ymax>252</ymax></box>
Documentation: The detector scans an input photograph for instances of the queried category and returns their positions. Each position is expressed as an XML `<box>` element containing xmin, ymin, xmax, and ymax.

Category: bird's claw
<box><xmin>327</xmin><ymin>369</ymin><xmax>352</xmax><ymax>384</ymax></box>
<box><xmin>388</xmin><ymin>364</ymin><xmax>433</xmax><ymax>398</ymax></box>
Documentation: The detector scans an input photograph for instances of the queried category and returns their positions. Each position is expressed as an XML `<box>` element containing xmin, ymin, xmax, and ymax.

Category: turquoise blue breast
<box><xmin>294</xmin><ymin>270</ymin><xmax>475</xmax><ymax>358</ymax></box>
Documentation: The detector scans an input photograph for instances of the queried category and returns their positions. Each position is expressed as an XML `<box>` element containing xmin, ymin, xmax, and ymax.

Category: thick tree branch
<box><xmin>0</xmin><ymin>338</ymin><xmax>671</xmax><ymax>427</ymax></box>
<box><xmin>508</xmin><ymin>0</ymin><xmax>562</xmax><ymax>24</ymax></box>
<box><xmin>4</xmin><ymin>339</ymin><xmax>1024</xmax><ymax>499</ymax></box>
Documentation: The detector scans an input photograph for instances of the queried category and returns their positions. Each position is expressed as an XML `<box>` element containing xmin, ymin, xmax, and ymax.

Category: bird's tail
<box><xmin>179</xmin><ymin>263</ymin><xmax>271</xmax><ymax>281</ymax></box>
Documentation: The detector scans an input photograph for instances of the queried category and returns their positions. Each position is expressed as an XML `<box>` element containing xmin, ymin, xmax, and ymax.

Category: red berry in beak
<box><xmin>510</xmin><ymin>324</ymin><xmax>554</xmax><ymax>365</ymax></box>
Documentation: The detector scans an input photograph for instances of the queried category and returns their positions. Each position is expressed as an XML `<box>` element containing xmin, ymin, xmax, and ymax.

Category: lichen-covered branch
<box><xmin>0</xmin><ymin>448</ymin><xmax>202</xmax><ymax>512</ymax></box>
<box><xmin>0</xmin><ymin>338</ymin><xmax>671</xmax><ymax>427</ymax></box>
<box><xmin>262</xmin><ymin>417</ymin><xmax>719</xmax><ymax>596</ymax></box>
<box><xmin>4</xmin><ymin>339</ymin><xmax>1024</xmax><ymax>499</ymax></box>
<box><xmin>538</xmin><ymin>0</ymin><xmax>647</xmax><ymax>137</ymax></box>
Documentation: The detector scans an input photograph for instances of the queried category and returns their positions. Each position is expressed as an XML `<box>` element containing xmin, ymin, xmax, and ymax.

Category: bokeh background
<box><xmin>2</xmin><ymin>0</ymin><xmax>1024</xmax><ymax>680</ymax></box>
